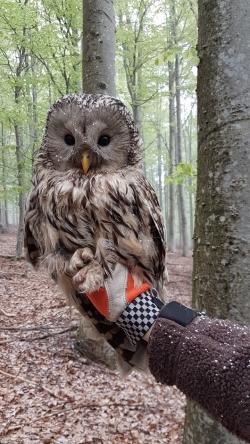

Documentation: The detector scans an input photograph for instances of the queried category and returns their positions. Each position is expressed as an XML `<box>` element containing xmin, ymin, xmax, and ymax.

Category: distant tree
<box><xmin>117</xmin><ymin>0</ymin><xmax>151</xmax><ymax>132</ymax></box>
<box><xmin>183</xmin><ymin>1</ymin><xmax>250</xmax><ymax>443</ymax></box>
<box><xmin>0</xmin><ymin>123</ymin><xmax>9</xmax><ymax>229</ymax></box>
<box><xmin>33</xmin><ymin>0</ymin><xmax>81</xmax><ymax>95</ymax></box>
<box><xmin>0</xmin><ymin>0</ymin><xmax>32</xmax><ymax>257</ymax></box>
<box><xmin>167</xmin><ymin>59</ymin><xmax>176</xmax><ymax>251</ymax></box>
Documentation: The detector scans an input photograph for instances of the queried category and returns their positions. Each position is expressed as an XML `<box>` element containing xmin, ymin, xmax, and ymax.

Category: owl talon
<box><xmin>73</xmin><ymin>261</ymin><xmax>104</xmax><ymax>293</ymax></box>
<box><xmin>69</xmin><ymin>247</ymin><xmax>94</xmax><ymax>275</ymax></box>
<box><xmin>81</xmin><ymin>247</ymin><xmax>94</xmax><ymax>264</ymax></box>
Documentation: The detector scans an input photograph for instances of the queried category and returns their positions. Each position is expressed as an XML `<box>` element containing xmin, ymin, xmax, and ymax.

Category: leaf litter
<box><xmin>0</xmin><ymin>233</ymin><xmax>192</xmax><ymax>444</ymax></box>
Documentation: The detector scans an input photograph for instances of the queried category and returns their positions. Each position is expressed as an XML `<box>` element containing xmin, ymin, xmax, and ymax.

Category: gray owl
<box><xmin>24</xmin><ymin>94</ymin><xmax>166</xmax><ymax>372</ymax></box>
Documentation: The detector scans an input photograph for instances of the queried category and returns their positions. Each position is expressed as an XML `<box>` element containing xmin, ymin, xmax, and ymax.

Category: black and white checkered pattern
<box><xmin>74</xmin><ymin>288</ymin><xmax>163</xmax><ymax>371</ymax></box>
<box><xmin>116</xmin><ymin>289</ymin><xmax>161</xmax><ymax>346</ymax></box>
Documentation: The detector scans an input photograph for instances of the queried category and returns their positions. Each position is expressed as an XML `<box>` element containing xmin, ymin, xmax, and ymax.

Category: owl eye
<box><xmin>64</xmin><ymin>134</ymin><xmax>75</xmax><ymax>146</ymax></box>
<box><xmin>98</xmin><ymin>135</ymin><xmax>111</xmax><ymax>147</ymax></box>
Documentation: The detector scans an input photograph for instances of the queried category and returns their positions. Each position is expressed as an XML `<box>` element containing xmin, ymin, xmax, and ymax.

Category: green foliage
<box><xmin>166</xmin><ymin>162</ymin><xmax>197</xmax><ymax>191</ymax></box>
<box><xmin>0</xmin><ymin>0</ymin><xmax>198</xmax><ymax>231</ymax></box>
<box><xmin>0</xmin><ymin>0</ymin><xmax>82</xmax><ymax>216</ymax></box>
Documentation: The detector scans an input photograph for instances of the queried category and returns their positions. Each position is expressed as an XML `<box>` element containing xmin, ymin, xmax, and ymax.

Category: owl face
<box><xmin>42</xmin><ymin>94</ymin><xmax>142</xmax><ymax>174</ymax></box>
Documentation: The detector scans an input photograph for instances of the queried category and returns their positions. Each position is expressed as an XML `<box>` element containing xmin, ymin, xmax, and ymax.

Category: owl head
<box><xmin>39</xmin><ymin>94</ymin><xmax>142</xmax><ymax>174</ymax></box>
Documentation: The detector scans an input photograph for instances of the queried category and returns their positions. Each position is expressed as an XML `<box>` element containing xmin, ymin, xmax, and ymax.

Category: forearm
<box><xmin>147</xmin><ymin>316</ymin><xmax>250</xmax><ymax>443</ymax></box>
<box><xmin>79</xmin><ymin>268</ymin><xmax>250</xmax><ymax>441</ymax></box>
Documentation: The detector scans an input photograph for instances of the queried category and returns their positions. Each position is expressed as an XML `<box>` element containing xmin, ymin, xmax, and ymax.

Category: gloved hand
<box><xmin>86</xmin><ymin>264</ymin><xmax>149</xmax><ymax>321</ymax></box>
<box><xmin>86</xmin><ymin>264</ymin><xmax>163</xmax><ymax>346</ymax></box>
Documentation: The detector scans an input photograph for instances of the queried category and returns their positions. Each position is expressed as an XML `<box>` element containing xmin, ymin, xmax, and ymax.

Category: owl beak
<box><xmin>81</xmin><ymin>152</ymin><xmax>91</xmax><ymax>174</ymax></box>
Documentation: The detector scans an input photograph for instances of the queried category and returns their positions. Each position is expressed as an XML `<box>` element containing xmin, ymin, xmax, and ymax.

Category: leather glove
<box><xmin>86</xmin><ymin>264</ymin><xmax>163</xmax><ymax>346</ymax></box>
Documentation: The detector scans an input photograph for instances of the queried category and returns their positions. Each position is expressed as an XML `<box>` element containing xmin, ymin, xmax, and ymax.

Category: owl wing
<box><xmin>89</xmin><ymin>171</ymin><xmax>166</xmax><ymax>287</ymax></box>
<box><xmin>133</xmin><ymin>174</ymin><xmax>166</xmax><ymax>282</ymax></box>
<box><xmin>24</xmin><ymin>189</ymin><xmax>43</xmax><ymax>267</ymax></box>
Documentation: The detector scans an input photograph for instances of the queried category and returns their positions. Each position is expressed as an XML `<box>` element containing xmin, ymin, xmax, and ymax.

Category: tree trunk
<box><xmin>31</xmin><ymin>55</ymin><xmax>38</xmax><ymax>164</ymax></box>
<box><xmin>82</xmin><ymin>0</ymin><xmax>116</xmax><ymax>96</ymax></box>
<box><xmin>183</xmin><ymin>1</ymin><xmax>250</xmax><ymax>443</ymax></box>
<box><xmin>1</xmin><ymin>123</ymin><xmax>9</xmax><ymax>228</ymax></box>
<box><xmin>15</xmin><ymin>121</ymin><xmax>24</xmax><ymax>258</ymax></box>
<box><xmin>188</xmin><ymin>188</ymin><xmax>194</xmax><ymax>245</ymax></box>
<box><xmin>119</xmin><ymin>10</ymin><xmax>145</xmax><ymax>155</ymax></box>
<box><xmin>132</xmin><ymin>103</ymin><xmax>143</xmax><ymax>138</ymax></box>
<box><xmin>134</xmin><ymin>104</ymin><xmax>146</xmax><ymax>177</ymax></box>
<box><xmin>175</xmin><ymin>54</ymin><xmax>188</xmax><ymax>256</ymax></box>
<box><xmin>78</xmin><ymin>0</ymin><xmax>117</xmax><ymax>367</ymax></box>
<box><xmin>157</xmin><ymin>129</ymin><xmax>163</xmax><ymax>209</ymax></box>
<box><xmin>0</xmin><ymin>204</ymin><xmax>4</xmax><ymax>232</ymax></box>
<box><xmin>188</xmin><ymin>124</ymin><xmax>194</xmax><ymax>244</ymax></box>
<box><xmin>168</xmin><ymin>61</ymin><xmax>175</xmax><ymax>252</ymax></box>
<box><xmin>164</xmin><ymin>183</ymin><xmax>168</xmax><ymax>230</ymax></box>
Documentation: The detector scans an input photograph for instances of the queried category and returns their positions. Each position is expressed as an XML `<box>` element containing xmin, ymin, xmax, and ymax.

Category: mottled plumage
<box><xmin>24</xmin><ymin>93</ymin><xmax>166</xmax><ymax>371</ymax></box>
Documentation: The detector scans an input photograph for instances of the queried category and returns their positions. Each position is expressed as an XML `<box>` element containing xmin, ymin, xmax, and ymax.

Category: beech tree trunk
<box><xmin>82</xmin><ymin>0</ymin><xmax>116</xmax><ymax>96</ymax></box>
<box><xmin>157</xmin><ymin>128</ymin><xmax>163</xmax><ymax>209</ymax></box>
<box><xmin>183</xmin><ymin>1</ymin><xmax>250</xmax><ymax>443</ymax></box>
<box><xmin>175</xmin><ymin>54</ymin><xmax>188</xmax><ymax>256</ymax></box>
<box><xmin>119</xmin><ymin>8</ymin><xmax>147</xmax><ymax>169</ymax></box>
<box><xmin>31</xmin><ymin>55</ymin><xmax>38</xmax><ymax>164</ymax></box>
<box><xmin>1</xmin><ymin>123</ymin><xmax>9</xmax><ymax>229</ymax></box>
<box><xmin>15</xmin><ymin>119</ymin><xmax>24</xmax><ymax>259</ymax></box>
<box><xmin>187</xmin><ymin>124</ymin><xmax>194</xmax><ymax>243</ymax></box>
<box><xmin>132</xmin><ymin>103</ymin><xmax>143</xmax><ymax>139</ymax></box>
<box><xmin>168</xmin><ymin>61</ymin><xmax>175</xmax><ymax>252</ymax></box>
<box><xmin>14</xmin><ymin>81</ymin><xmax>25</xmax><ymax>258</ymax></box>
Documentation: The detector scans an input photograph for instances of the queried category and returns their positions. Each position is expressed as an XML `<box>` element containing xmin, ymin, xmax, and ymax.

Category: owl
<box><xmin>24</xmin><ymin>94</ymin><xmax>166</xmax><ymax>372</ymax></box>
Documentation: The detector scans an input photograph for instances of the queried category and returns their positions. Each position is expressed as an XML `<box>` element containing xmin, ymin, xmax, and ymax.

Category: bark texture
<box><xmin>82</xmin><ymin>0</ymin><xmax>116</xmax><ymax>96</ymax></box>
<box><xmin>183</xmin><ymin>1</ymin><xmax>250</xmax><ymax>443</ymax></box>
<box><xmin>157</xmin><ymin>128</ymin><xmax>163</xmax><ymax>209</ymax></box>
<box><xmin>175</xmin><ymin>54</ymin><xmax>188</xmax><ymax>257</ymax></box>
<box><xmin>15</xmin><ymin>82</ymin><xmax>25</xmax><ymax>258</ymax></box>
<box><xmin>168</xmin><ymin>61</ymin><xmax>175</xmax><ymax>252</ymax></box>
<box><xmin>15</xmin><ymin>121</ymin><xmax>24</xmax><ymax>258</ymax></box>
<box><xmin>187</xmin><ymin>125</ymin><xmax>194</xmax><ymax>243</ymax></box>
<box><xmin>1</xmin><ymin>123</ymin><xmax>9</xmax><ymax>229</ymax></box>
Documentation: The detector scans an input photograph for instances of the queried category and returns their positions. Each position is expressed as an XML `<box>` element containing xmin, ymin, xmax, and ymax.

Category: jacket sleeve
<box><xmin>147</xmin><ymin>315</ymin><xmax>250</xmax><ymax>443</ymax></box>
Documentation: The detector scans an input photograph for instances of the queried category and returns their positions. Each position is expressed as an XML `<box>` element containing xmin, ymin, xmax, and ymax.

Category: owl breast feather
<box><xmin>25</xmin><ymin>169</ymin><xmax>166</xmax><ymax>288</ymax></box>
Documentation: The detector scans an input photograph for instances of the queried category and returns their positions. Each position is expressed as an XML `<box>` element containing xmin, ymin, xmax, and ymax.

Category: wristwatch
<box><xmin>158</xmin><ymin>301</ymin><xmax>202</xmax><ymax>327</ymax></box>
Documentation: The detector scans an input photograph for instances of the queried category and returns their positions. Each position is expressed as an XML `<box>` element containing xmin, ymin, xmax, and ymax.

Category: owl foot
<box><xmin>73</xmin><ymin>260</ymin><xmax>104</xmax><ymax>294</ymax></box>
<box><xmin>68</xmin><ymin>247</ymin><xmax>94</xmax><ymax>275</ymax></box>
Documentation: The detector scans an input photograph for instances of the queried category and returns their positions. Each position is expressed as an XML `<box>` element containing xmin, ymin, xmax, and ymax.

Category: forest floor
<box><xmin>0</xmin><ymin>233</ymin><xmax>192</xmax><ymax>444</ymax></box>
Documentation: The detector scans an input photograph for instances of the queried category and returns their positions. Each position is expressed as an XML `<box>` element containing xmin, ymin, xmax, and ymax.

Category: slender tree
<box><xmin>82</xmin><ymin>0</ymin><xmax>116</xmax><ymax>95</ymax></box>
<box><xmin>33</xmin><ymin>0</ymin><xmax>81</xmax><ymax>95</ymax></box>
<box><xmin>118</xmin><ymin>3</ymin><xmax>147</xmax><ymax>132</ymax></box>
<box><xmin>168</xmin><ymin>60</ymin><xmax>176</xmax><ymax>251</ymax></box>
<box><xmin>175</xmin><ymin>52</ymin><xmax>188</xmax><ymax>256</ymax></box>
<box><xmin>183</xmin><ymin>1</ymin><xmax>250</xmax><ymax>443</ymax></box>
<box><xmin>0</xmin><ymin>123</ymin><xmax>9</xmax><ymax>228</ymax></box>
<box><xmin>156</xmin><ymin>127</ymin><xmax>163</xmax><ymax>209</ymax></box>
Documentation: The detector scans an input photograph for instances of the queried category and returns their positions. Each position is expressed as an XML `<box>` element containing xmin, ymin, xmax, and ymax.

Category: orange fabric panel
<box><xmin>87</xmin><ymin>287</ymin><xmax>109</xmax><ymax>317</ymax></box>
<box><xmin>126</xmin><ymin>274</ymin><xmax>150</xmax><ymax>303</ymax></box>
<box><xmin>86</xmin><ymin>273</ymin><xmax>150</xmax><ymax>317</ymax></box>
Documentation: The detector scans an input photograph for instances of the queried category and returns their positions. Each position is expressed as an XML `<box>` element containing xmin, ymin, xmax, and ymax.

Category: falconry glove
<box><xmin>85</xmin><ymin>264</ymin><xmax>163</xmax><ymax>346</ymax></box>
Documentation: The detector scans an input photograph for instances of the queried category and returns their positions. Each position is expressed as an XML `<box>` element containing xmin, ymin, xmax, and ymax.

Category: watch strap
<box><xmin>158</xmin><ymin>301</ymin><xmax>200</xmax><ymax>327</ymax></box>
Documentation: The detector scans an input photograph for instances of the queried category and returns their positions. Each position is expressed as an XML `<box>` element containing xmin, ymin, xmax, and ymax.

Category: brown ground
<box><xmin>0</xmin><ymin>233</ymin><xmax>192</xmax><ymax>444</ymax></box>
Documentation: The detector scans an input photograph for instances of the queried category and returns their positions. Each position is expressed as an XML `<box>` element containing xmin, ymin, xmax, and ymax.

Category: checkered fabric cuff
<box><xmin>116</xmin><ymin>289</ymin><xmax>162</xmax><ymax>346</ymax></box>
